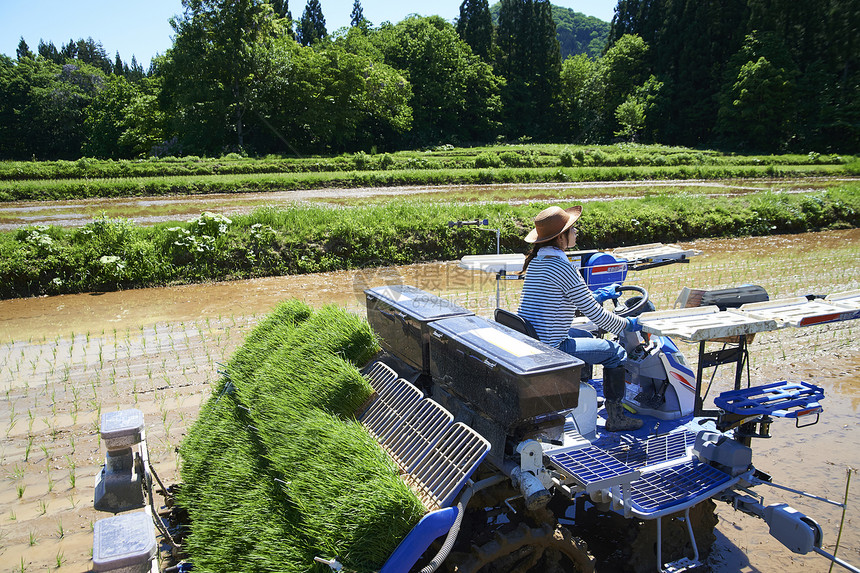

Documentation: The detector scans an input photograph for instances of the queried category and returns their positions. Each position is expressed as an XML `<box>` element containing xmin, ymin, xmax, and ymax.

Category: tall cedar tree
<box><xmin>456</xmin><ymin>0</ymin><xmax>494</xmax><ymax>61</ymax></box>
<box><xmin>609</xmin><ymin>0</ymin><xmax>858</xmax><ymax>150</ymax></box>
<box><xmin>299</xmin><ymin>0</ymin><xmax>327</xmax><ymax>46</ymax></box>
<box><xmin>350</xmin><ymin>0</ymin><xmax>365</xmax><ymax>27</ymax></box>
<box><xmin>16</xmin><ymin>38</ymin><xmax>33</xmax><ymax>60</ymax></box>
<box><xmin>496</xmin><ymin>0</ymin><xmax>562</xmax><ymax>139</ymax></box>
<box><xmin>271</xmin><ymin>0</ymin><xmax>290</xmax><ymax>18</ymax></box>
<box><xmin>270</xmin><ymin>0</ymin><xmax>295</xmax><ymax>38</ymax></box>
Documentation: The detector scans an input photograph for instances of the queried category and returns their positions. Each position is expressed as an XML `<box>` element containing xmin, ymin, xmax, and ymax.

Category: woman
<box><xmin>517</xmin><ymin>205</ymin><xmax>643</xmax><ymax>431</ymax></box>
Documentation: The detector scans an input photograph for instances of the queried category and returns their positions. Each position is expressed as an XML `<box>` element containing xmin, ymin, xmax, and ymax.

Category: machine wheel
<box><xmin>452</xmin><ymin>522</ymin><xmax>595</xmax><ymax>573</ymax></box>
<box><xmin>625</xmin><ymin>500</ymin><xmax>718</xmax><ymax>573</ymax></box>
<box><xmin>579</xmin><ymin>499</ymin><xmax>718</xmax><ymax>573</ymax></box>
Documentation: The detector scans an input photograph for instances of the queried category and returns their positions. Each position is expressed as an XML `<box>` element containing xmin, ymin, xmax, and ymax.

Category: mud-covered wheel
<box><xmin>581</xmin><ymin>499</ymin><xmax>718</xmax><ymax>573</ymax></box>
<box><xmin>624</xmin><ymin>500</ymin><xmax>718</xmax><ymax>573</ymax></box>
<box><xmin>452</xmin><ymin>522</ymin><xmax>595</xmax><ymax>573</ymax></box>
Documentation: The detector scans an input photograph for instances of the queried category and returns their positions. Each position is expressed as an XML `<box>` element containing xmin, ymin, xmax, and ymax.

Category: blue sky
<box><xmin>1</xmin><ymin>0</ymin><xmax>616</xmax><ymax>68</ymax></box>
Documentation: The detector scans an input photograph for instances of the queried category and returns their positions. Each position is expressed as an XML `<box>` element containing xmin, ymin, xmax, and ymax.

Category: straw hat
<box><xmin>525</xmin><ymin>205</ymin><xmax>583</xmax><ymax>243</ymax></box>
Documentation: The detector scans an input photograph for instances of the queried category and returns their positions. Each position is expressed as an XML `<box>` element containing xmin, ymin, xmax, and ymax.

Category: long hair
<box><xmin>519</xmin><ymin>235</ymin><xmax>565</xmax><ymax>275</ymax></box>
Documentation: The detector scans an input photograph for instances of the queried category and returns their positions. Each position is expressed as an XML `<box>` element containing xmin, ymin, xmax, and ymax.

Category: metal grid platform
<box><xmin>363</xmin><ymin>361</ymin><xmax>398</xmax><ymax>392</ymax></box>
<box><xmin>378</xmin><ymin>398</ymin><xmax>453</xmax><ymax>471</ymax></box>
<box><xmin>359</xmin><ymin>362</ymin><xmax>490</xmax><ymax>511</ymax></box>
<box><xmin>714</xmin><ymin>381</ymin><xmax>824</xmax><ymax>418</ymax></box>
<box><xmin>627</xmin><ymin>460</ymin><xmax>734</xmax><ymax>518</ymax></box>
<box><xmin>603</xmin><ymin>431</ymin><xmax>698</xmax><ymax>469</ymax></box>
<box><xmin>548</xmin><ymin>446</ymin><xmax>641</xmax><ymax>494</ymax></box>
<box><xmin>360</xmin><ymin>377</ymin><xmax>423</xmax><ymax>441</ymax></box>
<box><xmin>406</xmin><ymin>422</ymin><xmax>490</xmax><ymax>509</ymax></box>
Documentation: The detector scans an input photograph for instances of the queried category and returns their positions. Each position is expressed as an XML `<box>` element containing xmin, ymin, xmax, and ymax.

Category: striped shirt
<box><xmin>518</xmin><ymin>246</ymin><xmax>627</xmax><ymax>347</ymax></box>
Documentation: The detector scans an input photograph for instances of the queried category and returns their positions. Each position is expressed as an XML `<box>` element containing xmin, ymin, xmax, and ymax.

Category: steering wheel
<box><xmin>609</xmin><ymin>285</ymin><xmax>650</xmax><ymax>317</ymax></box>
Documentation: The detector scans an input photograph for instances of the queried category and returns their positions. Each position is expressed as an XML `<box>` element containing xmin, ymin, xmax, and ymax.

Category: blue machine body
<box><xmin>378</xmin><ymin>507</ymin><xmax>459</xmax><ymax>573</ymax></box>
<box><xmin>582</xmin><ymin>252</ymin><xmax>628</xmax><ymax>290</ymax></box>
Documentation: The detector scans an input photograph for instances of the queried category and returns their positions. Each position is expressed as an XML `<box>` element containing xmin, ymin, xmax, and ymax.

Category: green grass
<box><xmin>0</xmin><ymin>143</ymin><xmax>855</xmax><ymax>202</ymax></box>
<box><xmin>176</xmin><ymin>303</ymin><xmax>421</xmax><ymax>573</ymax></box>
<box><xmin>1</xmin><ymin>185</ymin><xmax>858</xmax><ymax>299</ymax></box>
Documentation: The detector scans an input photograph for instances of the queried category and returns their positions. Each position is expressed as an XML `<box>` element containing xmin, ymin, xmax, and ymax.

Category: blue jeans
<box><xmin>556</xmin><ymin>328</ymin><xmax>627</xmax><ymax>369</ymax></box>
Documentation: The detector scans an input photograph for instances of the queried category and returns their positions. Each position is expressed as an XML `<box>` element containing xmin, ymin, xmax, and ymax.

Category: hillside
<box><xmin>489</xmin><ymin>2</ymin><xmax>610</xmax><ymax>59</ymax></box>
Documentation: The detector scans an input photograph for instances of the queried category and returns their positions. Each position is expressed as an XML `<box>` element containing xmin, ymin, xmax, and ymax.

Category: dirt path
<box><xmin>0</xmin><ymin>229</ymin><xmax>858</xmax><ymax>572</ymax></box>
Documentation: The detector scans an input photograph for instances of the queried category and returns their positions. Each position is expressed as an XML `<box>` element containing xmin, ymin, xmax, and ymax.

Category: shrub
<box><xmin>499</xmin><ymin>151</ymin><xmax>522</xmax><ymax>167</ymax></box>
<box><xmin>474</xmin><ymin>151</ymin><xmax>501</xmax><ymax>168</ymax></box>
<box><xmin>559</xmin><ymin>148</ymin><xmax>576</xmax><ymax>167</ymax></box>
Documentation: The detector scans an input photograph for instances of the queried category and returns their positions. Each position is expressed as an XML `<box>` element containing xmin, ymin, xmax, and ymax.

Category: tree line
<box><xmin>0</xmin><ymin>0</ymin><xmax>856</xmax><ymax>161</ymax></box>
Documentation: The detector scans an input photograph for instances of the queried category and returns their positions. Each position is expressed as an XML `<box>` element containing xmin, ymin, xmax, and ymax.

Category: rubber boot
<box><xmin>603</xmin><ymin>366</ymin><xmax>643</xmax><ymax>432</ymax></box>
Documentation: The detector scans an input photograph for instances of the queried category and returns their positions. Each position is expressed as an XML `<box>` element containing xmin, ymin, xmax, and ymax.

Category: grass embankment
<box><xmin>1</xmin><ymin>185</ymin><xmax>858</xmax><ymax>299</ymax></box>
<box><xmin>178</xmin><ymin>301</ymin><xmax>424</xmax><ymax>573</ymax></box>
<box><xmin>1</xmin><ymin>144</ymin><xmax>856</xmax><ymax>201</ymax></box>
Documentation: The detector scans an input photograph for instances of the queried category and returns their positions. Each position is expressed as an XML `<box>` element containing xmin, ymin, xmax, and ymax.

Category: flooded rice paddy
<box><xmin>0</xmin><ymin>228</ymin><xmax>858</xmax><ymax>572</ymax></box>
<box><xmin>0</xmin><ymin>178</ymin><xmax>843</xmax><ymax>230</ymax></box>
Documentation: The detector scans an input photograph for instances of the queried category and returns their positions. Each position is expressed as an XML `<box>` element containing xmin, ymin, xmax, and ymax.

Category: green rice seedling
<box><xmin>18</xmin><ymin>557</ymin><xmax>24</xmax><ymax>573</ymax></box>
<box><xmin>16</xmin><ymin>483</ymin><xmax>25</xmax><ymax>498</ymax></box>
<box><xmin>56</xmin><ymin>518</ymin><xmax>64</xmax><ymax>539</ymax></box>
<box><xmin>37</xmin><ymin>499</ymin><xmax>47</xmax><ymax>516</ymax></box>
<box><xmin>24</xmin><ymin>436</ymin><xmax>33</xmax><ymax>461</ymax></box>
<box><xmin>9</xmin><ymin>510</ymin><xmax>16</xmax><ymax>521</ymax></box>
<box><xmin>287</xmin><ymin>305</ymin><xmax>379</xmax><ymax>367</ymax></box>
<box><xmin>275</xmin><ymin>410</ymin><xmax>424</xmax><ymax>570</ymax></box>
<box><xmin>66</xmin><ymin>456</ymin><xmax>76</xmax><ymax>489</ymax></box>
<box><xmin>226</xmin><ymin>299</ymin><xmax>313</xmax><ymax>386</ymax></box>
<box><xmin>28</xmin><ymin>530</ymin><xmax>36</xmax><ymax>546</ymax></box>
<box><xmin>249</xmin><ymin>350</ymin><xmax>372</xmax><ymax>423</ymax></box>
<box><xmin>56</xmin><ymin>550</ymin><xmax>65</xmax><ymax>568</ymax></box>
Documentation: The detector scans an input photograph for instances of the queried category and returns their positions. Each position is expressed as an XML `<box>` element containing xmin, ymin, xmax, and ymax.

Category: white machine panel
<box><xmin>610</xmin><ymin>243</ymin><xmax>702</xmax><ymax>264</ymax></box>
<box><xmin>459</xmin><ymin>253</ymin><xmax>526</xmax><ymax>273</ymax></box>
<box><xmin>825</xmin><ymin>290</ymin><xmax>860</xmax><ymax>310</ymax></box>
<box><xmin>740</xmin><ymin>297</ymin><xmax>860</xmax><ymax>327</ymax></box>
<box><xmin>638</xmin><ymin>306</ymin><xmax>780</xmax><ymax>342</ymax></box>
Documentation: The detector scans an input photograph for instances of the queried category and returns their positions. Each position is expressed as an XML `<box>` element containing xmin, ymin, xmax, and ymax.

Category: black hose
<box><xmin>419</xmin><ymin>474</ymin><xmax>507</xmax><ymax>573</ymax></box>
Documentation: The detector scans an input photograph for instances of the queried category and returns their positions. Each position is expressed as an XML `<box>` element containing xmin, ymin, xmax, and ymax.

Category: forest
<box><xmin>0</xmin><ymin>0</ymin><xmax>857</xmax><ymax>160</ymax></box>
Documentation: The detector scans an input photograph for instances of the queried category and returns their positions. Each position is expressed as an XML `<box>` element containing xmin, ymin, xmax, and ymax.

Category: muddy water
<box><xmin>0</xmin><ymin>178</ymin><xmax>834</xmax><ymax>230</ymax></box>
<box><xmin>0</xmin><ymin>228</ymin><xmax>858</xmax><ymax>573</ymax></box>
<box><xmin>2</xmin><ymin>227</ymin><xmax>857</xmax><ymax>342</ymax></box>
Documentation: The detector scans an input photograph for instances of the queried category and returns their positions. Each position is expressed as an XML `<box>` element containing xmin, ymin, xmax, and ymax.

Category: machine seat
<box><xmin>494</xmin><ymin>308</ymin><xmax>539</xmax><ymax>339</ymax></box>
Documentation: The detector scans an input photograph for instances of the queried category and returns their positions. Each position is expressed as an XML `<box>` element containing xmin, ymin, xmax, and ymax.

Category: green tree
<box><xmin>552</xmin><ymin>7</ymin><xmax>609</xmax><ymax>59</ymax></box>
<box><xmin>560</xmin><ymin>53</ymin><xmax>597</xmax><ymax>139</ymax></box>
<box><xmin>118</xmin><ymin>76</ymin><xmax>168</xmax><ymax>156</ymax></box>
<box><xmin>37</xmin><ymin>40</ymin><xmax>61</xmax><ymax>64</ymax></box>
<box><xmin>83</xmin><ymin>75</ymin><xmax>141</xmax><ymax>158</ymax></box>
<box><xmin>717</xmin><ymin>31</ymin><xmax>798</xmax><ymax>151</ymax></box>
<box><xmin>609</xmin><ymin>0</ymin><xmax>748</xmax><ymax>145</ymax></box>
<box><xmin>298</xmin><ymin>0</ymin><xmax>327</xmax><ymax>46</ymax></box>
<box><xmin>614</xmin><ymin>95</ymin><xmax>645</xmax><ymax>141</ymax></box>
<box><xmin>496</xmin><ymin>0</ymin><xmax>562</xmax><ymax>139</ymax></box>
<box><xmin>350</xmin><ymin>0</ymin><xmax>366</xmax><ymax>28</ymax></box>
<box><xmin>372</xmin><ymin>15</ymin><xmax>502</xmax><ymax>146</ymax></box>
<box><xmin>0</xmin><ymin>57</ymin><xmax>106</xmax><ymax>159</ymax></box>
<box><xmin>269</xmin><ymin>0</ymin><xmax>295</xmax><ymax>38</ymax></box>
<box><xmin>160</xmin><ymin>0</ymin><xmax>283</xmax><ymax>153</ymax></box>
<box><xmin>16</xmin><ymin>38</ymin><xmax>33</xmax><ymax>60</ymax></box>
<box><xmin>253</xmin><ymin>36</ymin><xmax>411</xmax><ymax>152</ymax></box>
<box><xmin>456</xmin><ymin>0</ymin><xmax>494</xmax><ymax>61</ymax></box>
<box><xmin>270</xmin><ymin>0</ymin><xmax>290</xmax><ymax>18</ymax></box>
